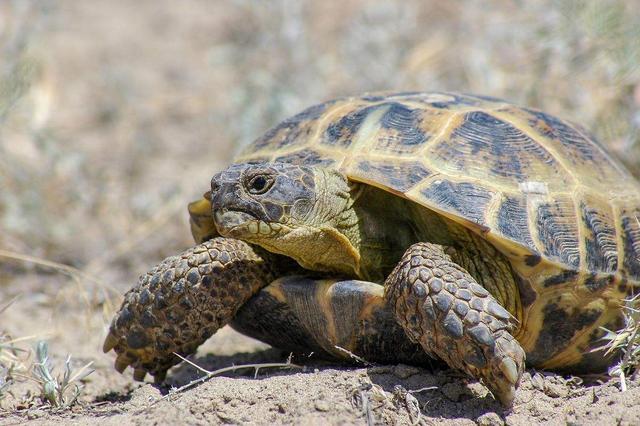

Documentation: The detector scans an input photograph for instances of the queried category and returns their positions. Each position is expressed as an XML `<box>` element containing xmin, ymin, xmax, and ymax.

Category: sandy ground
<box><xmin>2</xmin><ymin>1</ymin><xmax>640</xmax><ymax>425</ymax></box>
<box><xmin>2</xmin><ymin>281</ymin><xmax>640</xmax><ymax>426</ymax></box>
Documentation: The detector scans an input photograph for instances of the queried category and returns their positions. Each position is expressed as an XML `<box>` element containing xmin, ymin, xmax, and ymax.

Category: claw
<box><xmin>133</xmin><ymin>368</ymin><xmax>147</xmax><ymax>382</ymax></box>
<box><xmin>114</xmin><ymin>355</ymin><xmax>132</xmax><ymax>373</ymax></box>
<box><xmin>499</xmin><ymin>357</ymin><xmax>519</xmax><ymax>385</ymax></box>
<box><xmin>102</xmin><ymin>330</ymin><xmax>119</xmax><ymax>353</ymax></box>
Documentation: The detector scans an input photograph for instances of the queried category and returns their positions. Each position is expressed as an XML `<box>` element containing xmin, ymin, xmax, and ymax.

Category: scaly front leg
<box><xmin>103</xmin><ymin>237</ymin><xmax>294</xmax><ymax>382</ymax></box>
<box><xmin>384</xmin><ymin>242</ymin><xmax>525</xmax><ymax>406</ymax></box>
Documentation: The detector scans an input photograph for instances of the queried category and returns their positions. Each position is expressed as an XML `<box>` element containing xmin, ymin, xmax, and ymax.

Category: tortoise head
<box><xmin>209</xmin><ymin>162</ymin><xmax>361</xmax><ymax>276</ymax></box>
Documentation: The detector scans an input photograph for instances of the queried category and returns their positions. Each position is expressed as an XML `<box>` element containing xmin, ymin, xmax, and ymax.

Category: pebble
<box><xmin>440</xmin><ymin>382</ymin><xmax>463</xmax><ymax>402</ymax></box>
<box><xmin>476</xmin><ymin>412</ymin><xmax>504</xmax><ymax>426</ymax></box>
<box><xmin>314</xmin><ymin>400</ymin><xmax>330</xmax><ymax>412</ymax></box>
<box><xmin>393</xmin><ymin>364</ymin><xmax>421</xmax><ymax>379</ymax></box>
<box><xmin>26</xmin><ymin>410</ymin><xmax>45</xmax><ymax>420</ymax></box>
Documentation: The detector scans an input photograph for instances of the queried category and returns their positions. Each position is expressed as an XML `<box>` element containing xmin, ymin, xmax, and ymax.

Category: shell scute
<box><xmin>274</xmin><ymin>149</ymin><xmax>336</xmax><ymax>167</ymax></box>
<box><xmin>378</xmin><ymin>102</ymin><xmax>428</xmax><ymax>147</ymax></box>
<box><xmin>495</xmin><ymin>195</ymin><xmax>537</xmax><ymax>253</ymax></box>
<box><xmin>620</xmin><ymin>208</ymin><xmax>640</xmax><ymax>278</ymax></box>
<box><xmin>428</xmin><ymin>110</ymin><xmax>568</xmax><ymax>188</ymax></box>
<box><xmin>350</xmin><ymin>159</ymin><xmax>431</xmax><ymax>193</ymax></box>
<box><xmin>251</xmin><ymin>102</ymin><xmax>329</xmax><ymax>153</ymax></box>
<box><xmin>420</xmin><ymin>179</ymin><xmax>495</xmax><ymax>228</ymax></box>
<box><xmin>534</xmin><ymin>197</ymin><xmax>581</xmax><ymax>269</ymax></box>
<box><xmin>322</xmin><ymin>104</ymin><xmax>379</xmax><ymax>149</ymax></box>
<box><xmin>580</xmin><ymin>198</ymin><xmax>618</xmax><ymax>274</ymax></box>
<box><xmin>497</xmin><ymin>106</ymin><xmax>631</xmax><ymax>187</ymax></box>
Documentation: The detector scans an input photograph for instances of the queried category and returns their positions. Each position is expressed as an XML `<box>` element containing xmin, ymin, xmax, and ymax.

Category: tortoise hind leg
<box><xmin>231</xmin><ymin>276</ymin><xmax>435</xmax><ymax>366</ymax></box>
<box><xmin>384</xmin><ymin>242</ymin><xmax>526</xmax><ymax>406</ymax></box>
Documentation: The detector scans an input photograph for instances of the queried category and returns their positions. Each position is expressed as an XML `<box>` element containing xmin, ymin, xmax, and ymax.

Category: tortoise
<box><xmin>103</xmin><ymin>92</ymin><xmax>640</xmax><ymax>406</ymax></box>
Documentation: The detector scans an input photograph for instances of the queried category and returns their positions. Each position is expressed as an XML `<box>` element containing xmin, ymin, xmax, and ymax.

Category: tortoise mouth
<box><xmin>213</xmin><ymin>209</ymin><xmax>256</xmax><ymax>234</ymax></box>
<box><xmin>213</xmin><ymin>209</ymin><xmax>286</xmax><ymax>238</ymax></box>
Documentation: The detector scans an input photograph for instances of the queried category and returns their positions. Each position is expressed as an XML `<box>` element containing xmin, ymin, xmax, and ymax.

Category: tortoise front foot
<box><xmin>384</xmin><ymin>242</ymin><xmax>525</xmax><ymax>406</ymax></box>
<box><xmin>103</xmin><ymin>237</ymin><xmax>286</xmax><ymax>382</ymax></box>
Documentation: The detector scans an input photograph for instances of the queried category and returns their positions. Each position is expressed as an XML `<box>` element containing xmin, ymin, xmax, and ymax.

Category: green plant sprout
<box><xmin>594</xmin><ymin>293</ymin><xmax>640</xmax><ymax>392</ymax></box>
<box><xmin>31</xmin><ymin>341</ymin><xmax>94</xmax><ymax>408</ymax></box>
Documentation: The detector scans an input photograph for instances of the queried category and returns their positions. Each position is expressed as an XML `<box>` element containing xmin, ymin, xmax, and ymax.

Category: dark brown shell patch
<box><xmin>354</xmin><ymin>160</ymin><xmax>431</xmax><ymax>193</ymax></box>
<box><xmin>274</xmin><ymin>149</ymin><xmax>335</xmax><ymax>167</ymax></box>
<box><xmin>432</xmin><ymin>111</ymin><xmax>562</xmax><ymax>182</ymax></box>
<box><xmin>253</xmin><ymin>102</ymin><xmax>329</xmax><ymax>151</ymax></box>
<box><xmin>496</xmin><ymin>195</ymin><xmax>537</xmax><ymax>252</ymax></box>
<box><xmin>524</xmin><ymin>108</ymin><xmax>609</xmax><ymax>167</ymax></box>
<box><xmin>421</xmin><ymin>180</ymin><xmax>494</xmax><ymax>226</ymax></box>
<box><xmin>581</xmin><ymin>202</ymin><xmax>618</xmax><ymax>273</ymax></box>
<box><xmin>377</xmin><ymin>103</ymin><xmax>428</xmax><ymax>147</ymax></box>
<box><xmin>535</xmin><ymin>200</ymin><xmax>580</xmax><ymax>268</ymax></box>
<box><xmin>528</xmin><ymin>303</ymin><xmax>602</xmax><ymax>366</ymax></box>
<box><xmin>620</xmin><ymin>210</ymin><xmax>640</xmax><ymax>277</ymax></box>
<box><xmin>323</xmin><ymin>105</ymin><xmax>380</xmax><ymax>148</ymax></box>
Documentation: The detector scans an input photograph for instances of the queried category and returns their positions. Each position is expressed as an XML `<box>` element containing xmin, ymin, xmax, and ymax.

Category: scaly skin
<box><xmin>103</xmin><ymin>237</ymin><xmax>295</xmax><ymax>382</ymax></box>
<box><xmin>384</xmin><ymin>242</ymin><xmax>525</xmax><ymax>406</ymax></box>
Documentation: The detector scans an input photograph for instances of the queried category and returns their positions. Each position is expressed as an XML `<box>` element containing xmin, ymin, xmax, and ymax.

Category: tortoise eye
<box><xmin>246</xmin><ymin>175</ymin><xmax>273</xmax><ymax>194</ymax></box>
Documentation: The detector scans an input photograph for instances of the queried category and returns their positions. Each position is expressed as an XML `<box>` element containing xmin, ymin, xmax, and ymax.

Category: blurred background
<box><xmin>1</xmin><ymin>0</ymin><xmax>640</xmax><ymax>384</ymax></box>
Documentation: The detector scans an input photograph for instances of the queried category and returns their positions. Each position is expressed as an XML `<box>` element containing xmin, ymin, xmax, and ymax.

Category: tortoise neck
<box><xmin>341</xmin><ymin>186</ymin><xmax>455</xmax><ymax>282</ymax></box>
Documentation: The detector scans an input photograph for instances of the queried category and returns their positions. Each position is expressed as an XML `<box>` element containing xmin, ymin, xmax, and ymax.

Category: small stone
<box><xmin>314</xmin><ymin>400</ymin><xmax>330</xmax><ymax>412</ymax></box>
<box><xmin>530</xmin><ymin>372</ymin><xmax>545</xmax><ymax>391</ymax></box>
<box><xmin>544</xmin><ymin>382</ymin><xmax>569</xmax><ymax>398</ymax></box>
<box><xmin>26</xmin><ymin>410</ymin><xmax>45</xmax><ymax>420</ymax></box>
<box><xmin>368</xmin><ymin>365</ymin><xmax>394</xmax><ymax>375</ymax></box>
<box><xmin>393</xmin><ymin>364</ymin><xmax>421</xmax><ymax>379</ymax></box>
<box><xmin>476</xmin><ymin>412</ymin><xmax>504</xmax><ymax>426</ymax></box>
<box><xmin>441</xmin><ymin>382</ymin><xmax>463</xmax><ymax>402</ymax></box>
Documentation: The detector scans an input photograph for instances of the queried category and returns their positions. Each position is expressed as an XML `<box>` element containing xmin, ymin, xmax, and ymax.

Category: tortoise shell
<box><xmin>233</xmin><ymin>92</ymin><xmax>640</xmax><ymax>369</ymax></box>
